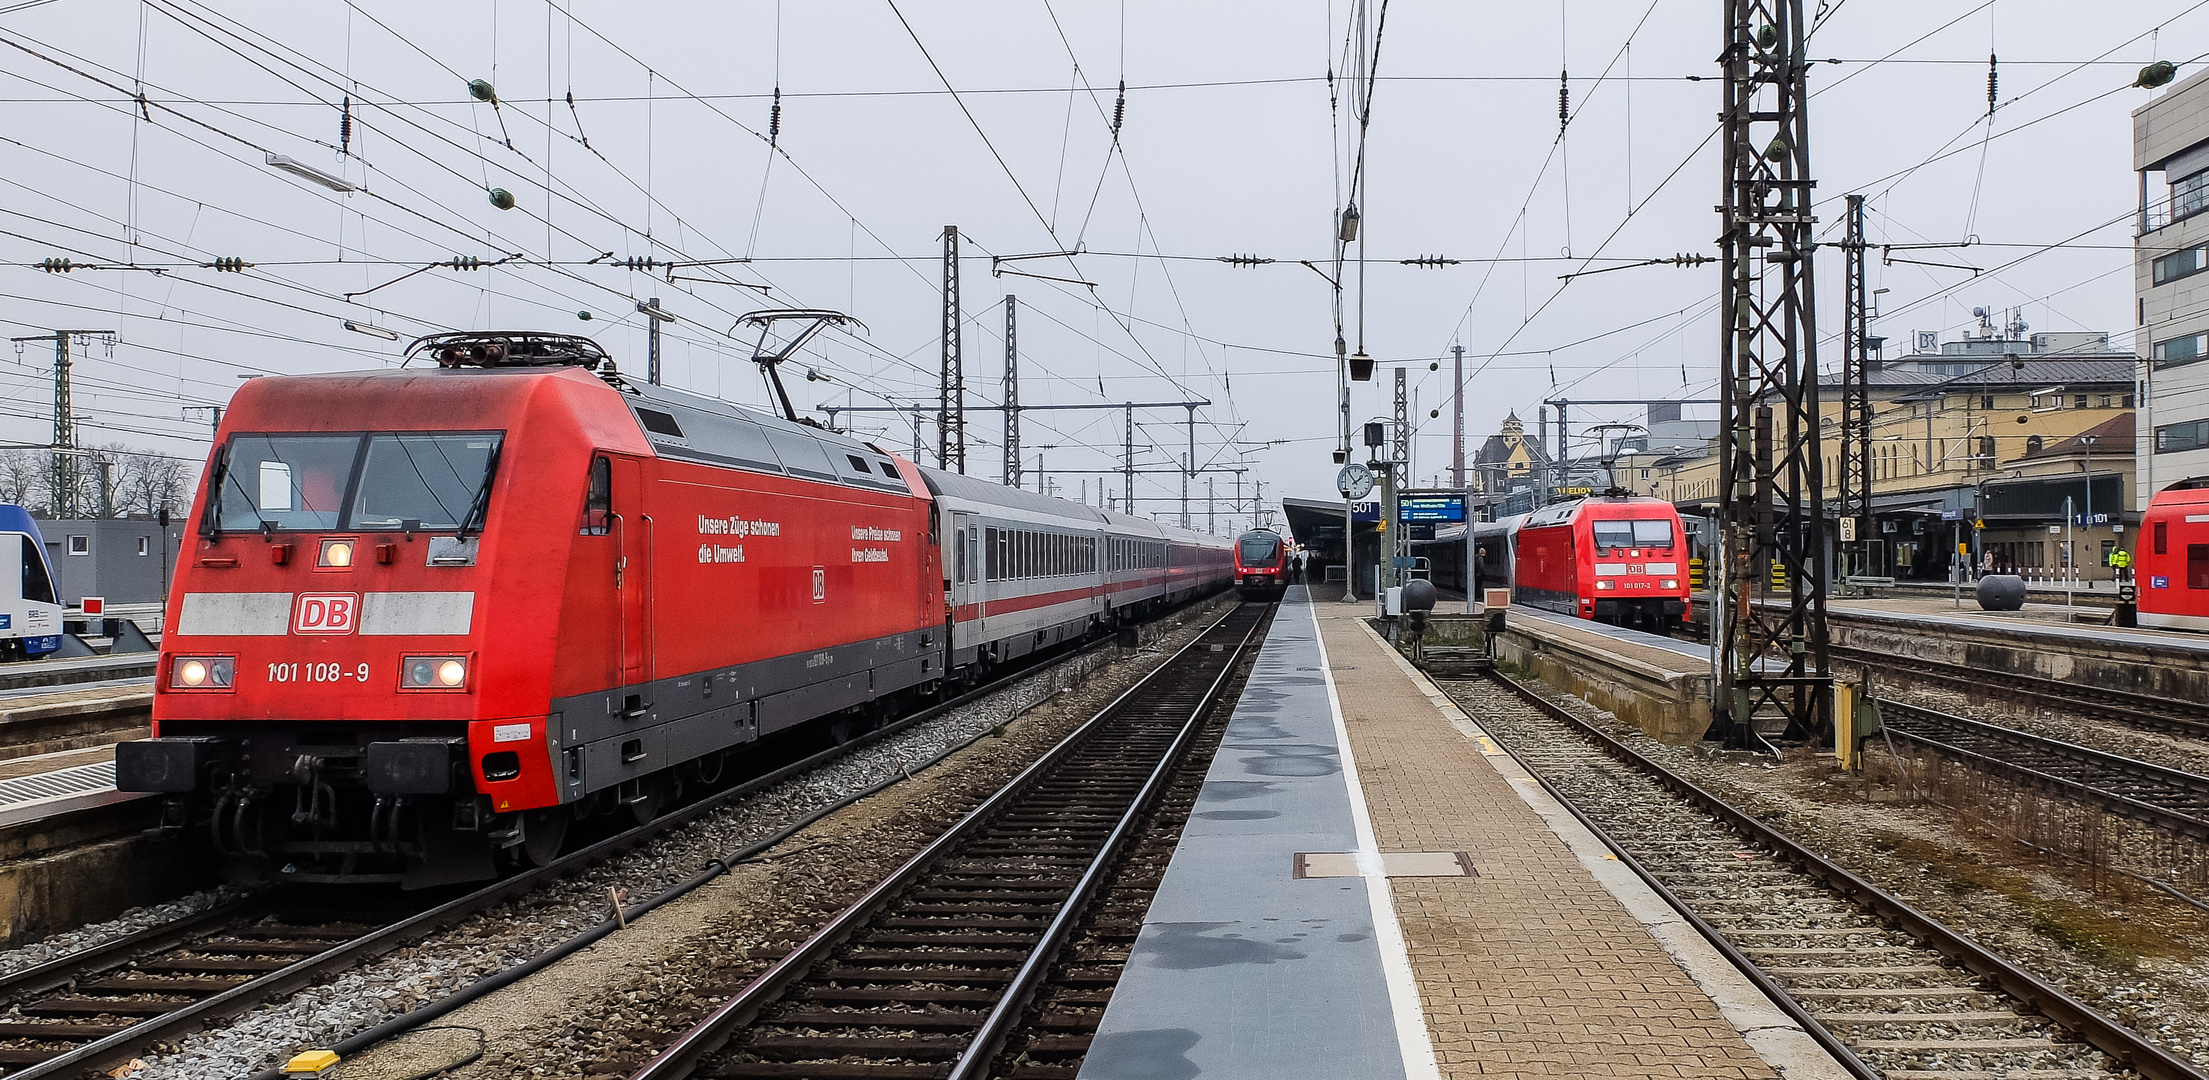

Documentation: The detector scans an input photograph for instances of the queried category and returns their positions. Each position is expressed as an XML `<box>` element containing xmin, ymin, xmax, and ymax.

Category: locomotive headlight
<box><xmin>1663</xmin><ymin>579</ymin><xmax>1679</xmax><ymax>589</ymax></box>
<box><xmin>1594</xmin><ymin>580</ymin><xmax>1614</xmax><ymax>591</ymax></box>
<box><xmin>401</xmin><ymin>655</ymin><xmax>470</xmax><ymax>690</ymax></box>
<box><xmin>318</xmin><ymin>539</ymin><xmax>355</xmax><ymax>567</ymax></box>
<box><xmin>170</xmin><ymin>655</ymin><xmax>235</xmax><ymax>690</ymax></box>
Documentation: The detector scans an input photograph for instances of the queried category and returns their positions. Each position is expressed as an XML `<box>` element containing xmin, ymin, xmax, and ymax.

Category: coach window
<box><xmin>2191</xmin><ymin>544</ymin><xmax>2209</xmax><ymax>589</ymax></box>
<box><xmin>954</xmin><ymin>528</ymin><xmax>968</xmax><ymax>583</ymax></box>
<box><xmin>582</xmin><ymin>456</ymin><xmax>612</xmax><ymax>535</ymax></box>
<box><xmin>986</xmin><ymin>527</ymin><xmax>1000</xmax><ymax>580</ymax></box>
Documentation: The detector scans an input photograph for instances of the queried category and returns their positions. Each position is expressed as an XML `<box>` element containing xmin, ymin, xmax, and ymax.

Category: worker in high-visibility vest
<box><xmin>2110</xmin><ymin>547</ymin><xmax>2132</xmax><ymax>582</ymax></box>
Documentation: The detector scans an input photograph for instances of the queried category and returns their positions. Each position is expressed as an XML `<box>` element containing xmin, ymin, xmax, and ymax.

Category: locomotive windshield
<box><xmin>1238</xmin><ymin>535</ymin><xmax>1280</xmax><ymax>563</ymax></box>
<box><xmin>1631</xmin><ymin>519</ymin><xmax>1674</xmax><ymax>547</ymax></box>
<box><xmin>1591</xmin><ymin>521</ymin><xmax>1634</xmax><ymax>550</ymax></box>
<box><xmin>212</xmin><ymin>432</ymin><xmax>504</xmax><ymax>534</ymax></box>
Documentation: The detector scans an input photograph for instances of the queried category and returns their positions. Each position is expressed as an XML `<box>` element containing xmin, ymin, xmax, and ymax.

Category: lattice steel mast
<box><xmin>939</xmin><ymin>225</ymin><xmax>966</xmax><ymax>473</ymax></box>
<box><xmin>1712</xmin><ymin>0</ymin><xmax>1830</xmax><ymax>748</ymax></box>
<box><xmin>1003</xmin><ymin>295</ymin><xmax>1021</xmax><ymax>488</ymax></box>
<box><xmin>1837</xmin><ymin>194</ymin><xmax>1873</xmax><ymax>579</ymax></box>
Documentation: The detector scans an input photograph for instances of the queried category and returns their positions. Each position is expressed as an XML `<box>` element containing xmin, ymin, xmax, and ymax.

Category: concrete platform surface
<box><xmin>1083</xmin><ymin>588</ymin><xmax>1847</xmax><ymax>1079</ymax></box>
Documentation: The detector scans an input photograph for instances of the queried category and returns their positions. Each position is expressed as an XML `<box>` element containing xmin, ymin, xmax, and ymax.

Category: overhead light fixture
<box><xmin>636</xmin><ymin>299</ymin><xmax>676</xmax><ymax>323</ymax></box>
<box><xmin>265</xmin><ymin>154</ymin><xmax>356</xmax><ymax>193</ymax></box>
<box><xmin>341</xmin><ymin>320</ymin><xmax>400</xmax><ymax>341</ymax></box>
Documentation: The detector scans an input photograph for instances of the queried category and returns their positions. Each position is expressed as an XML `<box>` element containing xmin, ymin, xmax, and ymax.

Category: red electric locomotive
<box><xmin>1508</xmin><ymin>495</ymin><xmax>1689</xmax><ymax>629</ymax></box>
<box><xmin>1233</xmin><ymin>528</ymin><xmax>1289</xmax><ymax>600</ymax></box>
<box><xmin>2136</xmin><ymin>482</ymin><xmax>2209</xmax><ymax>631</ymax></box>
<box><xmin>120</xmin><ymin>333</ymin><xmax>1229</xmax><ymax>886</ymax></box>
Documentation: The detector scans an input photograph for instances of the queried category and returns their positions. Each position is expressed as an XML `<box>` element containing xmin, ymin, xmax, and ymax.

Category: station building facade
<box><xmin>2135</xmin><ymin>66</ymin><xmax>2209</xmax><ymax>512</ymax></box>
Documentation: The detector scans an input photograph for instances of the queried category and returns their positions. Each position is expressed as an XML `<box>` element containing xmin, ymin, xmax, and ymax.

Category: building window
<box><xmin>2156</xmin><ymin>419</ymin><xmax>2209</xmax><ymax>453</ymax></box>
<box><xmin>66</xmin><ymin>535</ymin><xmax>87</xmax><ymax>555</ymax></box>
<box><xmin>2156</xmin><ymin>331</ymin><xmax>2209</xmax><ymax>368</ymax></box>
<box><xmin>2125</xmin><ymin>394</ymin><xmax>2137</xmax><ymax>408</ymax></box>
<box><xmin>2101</xmin><ymin>395</ymin><xmax>2113</xmax><ymax>408</ymax></box>
<box><xmin>2177</xmin><ymin>169</ymin><xmax>2209</xmax><ymax>223</ymax></box>
<box><xmin>136</xmin><ymin>536</ymin><xmax>149</xmax><ymax>556</ymax></box>
<box><xmin>2154</xmin><ymin>244</ymin><xmax>2209</xmax><ymax>285</ymax></box>
<box><xmin>2075</xmin><ymin>395</ymin><xmax>2088</xmax><ymax>410</ymax></box>
<box><xmin>1982</xmin><ymin>395</ymin><xmax>1995</xmax><ymax>410</ymax></box>
<box><xmin>2029</xmin><ymin>395</ymin><xmax>2042</xmax><ymax>409</ymax></box>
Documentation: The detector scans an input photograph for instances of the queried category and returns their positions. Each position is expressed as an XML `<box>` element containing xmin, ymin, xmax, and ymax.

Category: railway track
<box><xmin>0</xmin><ymin>607</ymin><xmax>1208</xmax><ymax>1080</ymax></box>
<box><xmin>1830</xmin><ymin>644</ymin><xmax>2209</xmax><ymax>740</ymax></box>
<box><xmin>1448</xmin><ymin>669</ymin><xmax>2207</xmax><ymax>1080</ymax></box>
<box><xmin>1877</xmin><ymin>699</ymin><xmax>2209</xmax><ymax>841</ymax></box>
<box><xmin>626</xmin><ymin>603</ymin><xmax>1269</xmax><ymax>1080</ymax></box>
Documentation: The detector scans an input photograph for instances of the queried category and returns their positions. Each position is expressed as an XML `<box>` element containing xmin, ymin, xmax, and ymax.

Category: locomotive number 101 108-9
<box><xmin>269</xmin><ymin>662</ymin><xmax>371</xmax><ymax>683</ymax></box>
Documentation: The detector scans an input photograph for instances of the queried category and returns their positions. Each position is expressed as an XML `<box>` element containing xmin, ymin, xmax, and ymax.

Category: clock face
<box><xmin>1337</xmin><ymin>464</ymin><xmax>1375</xmax><ymax>500</ymax></box>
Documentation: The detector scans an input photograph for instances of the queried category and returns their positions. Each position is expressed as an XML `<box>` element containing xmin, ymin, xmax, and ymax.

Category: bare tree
<box><xmin>119</xmin><ymin>452</ymin><xmax>190</xmax><ymax>517</ymax></box>
<box><xmin>0</xmin><ymin>451</ymin><xmax>49</xmax><ymax>511</ymax></box>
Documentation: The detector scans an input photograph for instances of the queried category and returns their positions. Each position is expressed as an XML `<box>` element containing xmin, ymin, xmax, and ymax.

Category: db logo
<box><xmin>812</xmin><ymin>566</ymin><xmax>827</xmax><ymax>604</ymax></box>
<box><xmin>294</xmin><ymin>593</ymin><xmax>360</xmax><ymax>634</ymax></box>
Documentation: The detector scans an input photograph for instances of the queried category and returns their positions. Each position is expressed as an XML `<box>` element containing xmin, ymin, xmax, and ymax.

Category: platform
<box><xmin>1079</xmin><ymin>588</ymin><xmax>1844</xmax><ymax>1080</ymax></box>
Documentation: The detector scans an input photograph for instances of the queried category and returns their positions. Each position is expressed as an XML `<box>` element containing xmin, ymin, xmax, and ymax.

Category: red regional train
<box><xmin>1233</xmin><ymin>528</ymin><xmax>1289</xmax><ymax>600</ymax></box>
<box><xmin>2135</xmin><ymin>482</ymin><xmax>2209</xmax><ymax>631</ymax></box>
<box><xmin>1473</xmin><ymin>494</ymin><xmax>1690</xmax><ymax>629</ymax></box>
<box><xmin>118</xmin><ymin>333</ymin><xmax>1230</xmax><ymax>887</ymax></box>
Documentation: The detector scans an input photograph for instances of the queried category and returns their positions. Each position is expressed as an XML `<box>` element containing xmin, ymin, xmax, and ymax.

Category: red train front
<box><xmin>120</xmin><ymin>334</ymin><xmax>940</xmax><ymax>886</ymax></box>
<box><xmin>1233</xmin><ymin>528</ymin><xmax>1289</xmax><ymax>600</ymax></box>
<box><xmin>1511</xmin><ymin>495</ymin><xmax>1689</xmax><ymax>629</ymax></box>
<box><xmin>2136</xmin><ymin>482</ymin><xmax>2209</xmax><ymax>631</ymax></box>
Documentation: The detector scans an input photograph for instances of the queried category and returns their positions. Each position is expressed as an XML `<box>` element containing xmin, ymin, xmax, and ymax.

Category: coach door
<box><xmin>610</xmin><ymin>457</ymin><xmax>651</xmax><ymax>714</ymax></box>
<box><xmin>951</xmin><ymin>512</ymin><xmax>981</xmax><ymax>633</ymax></box>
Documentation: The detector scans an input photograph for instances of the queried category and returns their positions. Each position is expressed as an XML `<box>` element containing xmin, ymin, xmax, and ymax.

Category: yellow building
<box><xmin>1652</xmin><ymin>334</ymin><xmax>2136</xmax><ymax>580</ymax></box>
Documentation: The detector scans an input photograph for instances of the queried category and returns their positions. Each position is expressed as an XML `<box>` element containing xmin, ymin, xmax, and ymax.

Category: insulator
<box><xmin>210</xmin><ymin>257</ymin><xmax>248</xmax><ymax>273</ymax></box>
<box><xmin>467</xmin><ymin>78</ymin><xmax>497</xmax><ymax>103</ymax></box>
<box><xmin>619</xmin><ymin>256</ymin><xmax>659</xmax><ymax>271</ymax></box>
<box><xmin>1111</xmin><ymin>80</ymin><xmax>1125</xmax><ymax>136</ymax></box>
<box><xmin>768</xmin><ymin>86</ymin><xmax>782</xmax><ymax>148</ymax></box>
<box><xmin>339</xmin><ymin>96</ymin><xmax>352</xmax><ymax>155</ymax></box>
<box><xmin>37</xmin><ymin>258</ymin><xmax>71</xmax><ymax>273</ymax></box>
<box><xmin>450</xmin><ymin>256</ymin><xmax>482</xmax><ymax>271</ymax></box>
<box><xmin>1559</xmin><ymin>71</ymin><xmax>1569</xmax><ymax>132</ymax></box>
<box><xmin>1987</xmin><ymin>53</ymin><xmax>1998</xmax><ymax>112</ymax></box>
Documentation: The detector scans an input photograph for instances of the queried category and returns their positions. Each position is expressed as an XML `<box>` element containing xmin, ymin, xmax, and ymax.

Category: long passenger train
<box><xmin>118</xmin><ymin>332</ymin><xmax>1230</xmax><ymax>886</ymax></box>
<box><xmin>1474</xmin><ymin>494</ymin><xmax>1690</xmax><ymax>629</ymax></box>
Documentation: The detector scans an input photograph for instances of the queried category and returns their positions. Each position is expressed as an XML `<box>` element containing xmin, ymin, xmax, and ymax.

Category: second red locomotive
<box><xmin>119</xmin><ymin>333</ymin><xmax>1230</xmax><ymax>886</ymax></box>
<box><xmin>1475</xmin><ymin>494</ymin><xmax>1690</xmax><ymax>629</ymax></box>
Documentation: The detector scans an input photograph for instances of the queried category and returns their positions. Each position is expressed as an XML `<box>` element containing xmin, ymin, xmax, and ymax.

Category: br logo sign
<box><xmin>294</xmin><ymin>593</ymin><xmax>360</xmax><ymax>635</ymax></box>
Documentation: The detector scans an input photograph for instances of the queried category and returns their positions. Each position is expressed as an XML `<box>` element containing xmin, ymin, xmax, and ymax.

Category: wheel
<box><xmin>518</xmin><ymin>808</ymin><xmax>569</xmax><ymax>867</ymax></box>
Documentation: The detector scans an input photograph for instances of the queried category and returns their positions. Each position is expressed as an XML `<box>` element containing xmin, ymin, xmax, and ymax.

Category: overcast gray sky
<box><xmin>0</xmin><ymin>0</ymin><xmax>2188</xmax><ymax>529</ymax></box>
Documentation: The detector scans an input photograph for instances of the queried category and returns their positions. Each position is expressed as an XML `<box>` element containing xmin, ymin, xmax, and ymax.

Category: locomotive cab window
<box><xmin>1592</xmin><ymin>521</ymin><xmax>1634</xmax><ymax>551</ymax></box>
<box><xmin>1630</xmin><ymin>520</ymin><xmax>1675</xmax><ymax>547</ymax></box>
<box><xmin>213</xmin><ymin>432</ymin><xmax>504</xmax><ymax>535</ymax></box>
<box><xmin>20</xmin><ymin>537</ymin><xmax>54</xmax><ymax>605</ymax></box>
<box><xmin>582</xmin><ymin>456</ymin><xmax>612</xmax><ymax>535</ymax></box>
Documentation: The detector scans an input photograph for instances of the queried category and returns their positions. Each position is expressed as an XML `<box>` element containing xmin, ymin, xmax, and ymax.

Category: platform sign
<box><xmin>2153</xmin><ymin>575</ymin><xmax>2170</xmax><ymax>589</ymax></box>
<box><xmin>1397</xmin><ymin>494</ymin><xmax>1466</xmax><ymax>523</ymax></box>
<box><xmin>2073</xmin><ymin>513</ymin><xmax>2111</xmax><ymax>526</ymax></box>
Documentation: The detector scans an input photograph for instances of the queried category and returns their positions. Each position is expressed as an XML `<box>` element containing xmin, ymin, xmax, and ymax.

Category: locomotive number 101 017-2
<box><xmin>269</xmin><ymin>662</ymin><xmax>371</xmax><ymax>683</ymax></box>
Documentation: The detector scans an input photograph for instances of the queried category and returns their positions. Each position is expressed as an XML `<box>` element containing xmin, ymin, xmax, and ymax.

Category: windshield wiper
<box><xmin>456</xmin><ymin>441</ymin><xmax>503</xmax><ymax>541</ymax></box>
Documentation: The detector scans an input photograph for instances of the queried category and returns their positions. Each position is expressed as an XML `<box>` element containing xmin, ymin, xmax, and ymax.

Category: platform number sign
<box><xmin>812</xmin><ymin>566</ymin><xmax>827</xmax><ymax>604</ymax></box>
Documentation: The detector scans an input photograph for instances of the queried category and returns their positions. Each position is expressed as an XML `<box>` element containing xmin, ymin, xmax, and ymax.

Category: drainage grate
<box><xmin>0</xmin><ymin>760</ymin><xmax>115</xmax><ymax>807</ymax></box>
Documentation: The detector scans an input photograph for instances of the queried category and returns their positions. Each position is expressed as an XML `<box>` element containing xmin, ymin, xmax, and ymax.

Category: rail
<box><xmin>628</xmin><ymin>603</ymin><xmax>1268</xmax><ymax>1080</ymax></box>
<box><xmin>1477</xmin><ymin>668</ymin><xmax>2207</xmax><ymax>1080</ymax></box>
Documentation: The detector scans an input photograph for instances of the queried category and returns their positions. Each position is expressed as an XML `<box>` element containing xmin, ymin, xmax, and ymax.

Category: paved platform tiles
<box><xmin>1082</xmin><ymin>589</ymin><xmax>1843</xmax><ymax>1079</ymax></box>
